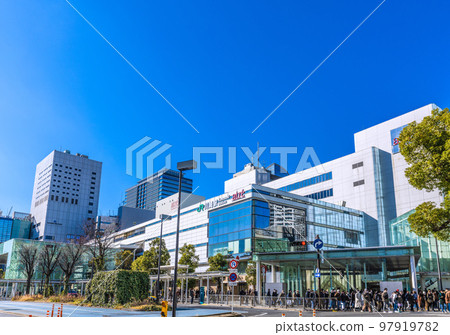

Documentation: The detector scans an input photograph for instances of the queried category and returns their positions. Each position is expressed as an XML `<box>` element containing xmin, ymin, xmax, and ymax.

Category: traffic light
<box><xmin>161</xmin><ymin>301</ymin><xmax>168</xmax><ymax>317</ymax></box>
<box><xmin>292</xmin><ymin>240</ymin><xmax>308</xmax><ymax>250</ymax></box>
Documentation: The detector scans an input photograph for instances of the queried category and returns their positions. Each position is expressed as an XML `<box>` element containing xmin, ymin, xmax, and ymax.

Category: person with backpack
<box><xmin>439</xmin><ymin>290</ymin><xmax>446</xmax><ymax>313</ymax></box>
<box><xmin>362</xmin><ymin>289</ymin><xmax>372</xmax><ymax>312</ymax></box>
<box><xmin>382</xmin><ymin>288</ymin><xmax>390</xmax><ymax>312</ymax></box>
<box><xmin>391</xmin><ymin>290</ymin><xmax>399</xmax><ymax>313</ymax></box>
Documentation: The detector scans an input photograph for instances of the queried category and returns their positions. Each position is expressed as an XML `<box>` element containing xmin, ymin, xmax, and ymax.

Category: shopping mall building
<box><xmin>109</xmin><ymin>103</ymin><xmax>450</xmax><ymax>295</ymax></box>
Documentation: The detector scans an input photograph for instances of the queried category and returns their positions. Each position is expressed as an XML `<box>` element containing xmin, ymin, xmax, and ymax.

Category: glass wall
<box><xmin>208</xmin><ymin>200</ymin><xmax>253</xmax><ymax>256</ymax></box>
<box><xmin>0</xmin><ymin>218</ymin><xmax>13</xmax><ymax>243</ymax></box>
<box><xmin>390</xmin><ymin>210</ymin><xmax>450</xmax><ymax>273</ymax></box>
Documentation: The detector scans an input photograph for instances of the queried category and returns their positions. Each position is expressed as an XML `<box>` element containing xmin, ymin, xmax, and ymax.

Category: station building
<box><xmin>111</xmin><ymin>103</ymin><xmax>447</xmax><ymax>295</ymax></box>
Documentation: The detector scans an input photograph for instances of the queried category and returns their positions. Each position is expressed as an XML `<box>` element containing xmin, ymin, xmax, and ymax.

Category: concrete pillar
<box><xmin>410</xmin><ymin>255</ymin><xmax>418</xmax><ymax>291</ymax></box>
<box><xmin>180</xmin><ymin>278</ymin><xmax>184</xmax><ymax>303</ymax></box>
<box><xmin>221</xmin><ymin>277</ymin><xmax>224</xmax><ymax>303</ymax></box>
<box><xmin>185</xmin><ymin>277</ymin><xmax>189</xmax><ymax>304</ymax></box>
<box><xmin>256</xmin><ymin>260</ymin><xmax>261</xmax><ymax>302</ymax></box>
<box><xmin>381</xmin><ymin>258</ymin><xmax>387</xmax><ymax>281</ymax></box>
<box><xmin>206</xmin><ymin>277</ymin><xmax>210</xmax><ymax>304</ymax></box>
<box><xmin>346</xmin><ymin>264</ymin><xmax>350</xmax><ymax>292</ymax></box>
<box><xmin>363</xmin><ymin>263</ymin><xmax>367</xmax><ymax>289</ymax></box>
<box><xmin>271</xmin><ymin>265</ymin><xmax>276</xmax><ymax>283</ymax></box>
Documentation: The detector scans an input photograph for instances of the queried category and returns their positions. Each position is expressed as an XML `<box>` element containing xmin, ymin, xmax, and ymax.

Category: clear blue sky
<box><xmin>1</xmin><ymin>0</ymin><xmax>449</xmax><ymax>215</ymax></box>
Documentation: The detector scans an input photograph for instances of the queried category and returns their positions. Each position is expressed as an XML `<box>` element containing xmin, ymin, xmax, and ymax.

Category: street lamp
<box><xmin>156</xmin><ymin>214</ymin><xmax>171</xmax><ymax>303</ymax></box>
<box><xmin>172</xmin><ymin>160</ymin><xmax>197</xmax><ymax>317</ymax></box>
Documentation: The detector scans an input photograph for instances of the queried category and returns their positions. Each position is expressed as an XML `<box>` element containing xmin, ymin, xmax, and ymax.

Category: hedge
<box><xmin>86</xmin><ymin>270</ymin><xmax>150</xmax><ymax>306</ymax></box>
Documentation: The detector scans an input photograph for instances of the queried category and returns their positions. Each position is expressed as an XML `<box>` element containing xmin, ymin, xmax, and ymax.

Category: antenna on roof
<box><xmin>257</xmin><ymin>142</ymin><xmax>260</xmax><ymax>168</ymax></box>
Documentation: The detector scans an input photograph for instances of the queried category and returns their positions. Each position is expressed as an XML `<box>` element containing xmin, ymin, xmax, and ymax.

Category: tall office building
<box><xmin>124</xmin><ymin>168</ymin><xmax>193</xmax><ymax>211</ymax></box>
<box><xmin>30</xmin><ymin>150</ymin><xmax>102</xmax><ymax>242</ymax></box>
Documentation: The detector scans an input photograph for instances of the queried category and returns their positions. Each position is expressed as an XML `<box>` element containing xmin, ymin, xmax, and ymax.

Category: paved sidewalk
<box><xmin>0</xmin><ymin>301</ymin><xmax>231</xmax><ymax>317</ymax></box>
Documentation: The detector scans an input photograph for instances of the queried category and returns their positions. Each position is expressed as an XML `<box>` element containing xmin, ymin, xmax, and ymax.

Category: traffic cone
<box><xmin>46</xmin><ymin>310</ymin><xmax>49</xmax><ymax>317</ymax></box>
<box><xmin>282</xmin><ymin>313</ymin><xmax>286</xmax><ymax>317</ymax></box>
<box><xmin>299</xmin><ymin>310</ymin><xmax>303</xmax><ymax>317</ymax></box>
<box><xmin>313</xmin><ymin>309</ymin><xmax>316</xmax><ymax>317</ymax></box>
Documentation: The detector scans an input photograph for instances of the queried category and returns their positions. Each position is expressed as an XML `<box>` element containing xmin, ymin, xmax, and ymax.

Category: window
<box><xmin>353</xmin><ymin>180</ymin><xmax>365</xmax><ymax>187</ymax></box>
<box><xmin>89</xmin><ymin>202</ymin><xmax>94</xmax><ymax>206</ymax></box>
<box><xmin>279</xmin><ymin>172</ymin><xmax>332</xmax><ymax>192</ymax></box>
<box><xmin>75</xmin><ymin>199</ymin><xmax>78</xmax><ymax>205</ymax></box>
<box><xmin>51</xmin><ymin>195</ymin><xmax>54</xmax><ymax>201</ymax></box>
<box><xmin>45</xmin><ymin>235</ymin><xmax>55</xmax><ymax>241</ymax></box>
<box><xmin>61</xmin><ymin>196</ymin><xmax>65</xmax><ymax>202</ymax></box>
<box><xmin>88</xmin><ymin>210</ymin><xmax>93</xmax><ymax>214</ymax></box>
<box><xmin>55</xmin><ymin>196</ymin><xmax>59</xmax><ymax>201</ymax></box>
<box><xmin>352</xmin><ymin>162</ymin><xmax>364</xmax><ymax>169</ymax></box>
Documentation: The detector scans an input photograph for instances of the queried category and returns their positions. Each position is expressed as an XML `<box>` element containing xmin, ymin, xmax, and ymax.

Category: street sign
<box><xmin>228</xmin><ymin>268</ymin><xmax>238</xmax><ymax>273</ymax></box>
<box><xmin>313</xmin><ymin>238</ymin><xmax>323</xmax><ymax>250</ymax></box>
<box><xmin>229</xmin><ymin>259</ymin><xmax>239</xmax><ymax>269</ymax></box>
<box><xmin>228</xmin><ymin>282</ymin><xmax>237</xmax><ymax>287</ymax></box>
<box><xmin>229</xmin><ymin>272</ymin><xmax>238</xmax><ymax>282</ymax></box>
<box><xmin>314</xmin><ymin>268</ymin><xmax>321</xmax><ymax>278</ymax></box>
<box><xmin>261</xmin><ymin>265</ymin><xmax>267</xmax><ymax>274</ymax></box>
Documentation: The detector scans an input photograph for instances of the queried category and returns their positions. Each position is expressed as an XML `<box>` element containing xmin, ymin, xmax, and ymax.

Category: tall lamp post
<box><xmin>172</xmin><ymin>160</ymin><xmax>197</xmax><ymax>317</ymax></box>
<box><xmin>156</xmin><ymin>214</ymin><xmax>171</xmax><ymax>303</ymax></box>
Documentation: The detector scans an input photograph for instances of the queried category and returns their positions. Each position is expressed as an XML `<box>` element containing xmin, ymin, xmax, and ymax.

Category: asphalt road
<box><xmin>177</xmin><ymin>303</ymin><xmax>450</xmax><ymax>318</ymax></box>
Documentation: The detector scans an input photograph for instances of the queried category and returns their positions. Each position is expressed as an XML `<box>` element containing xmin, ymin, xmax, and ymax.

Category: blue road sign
<box><xmin>313</xmin><ymin>238</ymin><xmax>323</xmax><ymax>250</ymax></box>
<box><xmin>229</xmin><ymin>272</ymin><xmax>238</xmax><ymax>282</ymax></box>
<box><xmin>314</xmin><ymin>268</ymin><xmax>321</xmax><ymax>278</ymax></box>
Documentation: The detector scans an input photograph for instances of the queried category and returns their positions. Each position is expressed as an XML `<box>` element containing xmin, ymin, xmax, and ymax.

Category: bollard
<box><xmin>61</xmin><ymin>304</ymin><xmax>63</xmax><ymax>317</ymax></box>
<box><xmin>29</xmin><ymin>315</ymin><xmax>32</xmax><ymax>317</ymax></box>
<box><xmin>281</xmin><ymin>313</ymin><xmax>286</xmax><ymax>317</ymax></box>
<box><xmin>51</xmin><ymin>304</ymin><xmax>54</xmax><ymax>317</ymax></box>
<box><xmin>57</xmin><ymin>307</ymin><xmax>61</xmax><ymax>317</ymax></box>
<box><xmin>313</xmin><ymin>309</ymin><xmax>316</xmax><ymax>317</ymax></box>
<box><xmin>46</xmin><ymin>310</ymin><xmax>50</xmax><ymax>317</ymax></box>
<box><xmin>299</xmin><ymin>310</ymin><xmax>302</xmax><ymax>317</ymax></box>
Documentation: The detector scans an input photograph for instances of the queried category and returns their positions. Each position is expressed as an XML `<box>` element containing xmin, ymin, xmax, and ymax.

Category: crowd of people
<box><xmin>161</xmin><ymin>286</ymin><xmax>450</xmax><ymax>313</ymax></box>
<box><xmin>277</xmin><ymin>287</ymin><xmax>450</xmax><ymax>313</ymax></box>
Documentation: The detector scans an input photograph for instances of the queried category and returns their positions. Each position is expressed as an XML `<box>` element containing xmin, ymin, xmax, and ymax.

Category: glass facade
<box><xmin>208</xmin><ymin>189</ymin><xmax>366</xmax><ymax>257</ymax></box>
<box><xmin>125</xmin><ymin>169</ymin><xmax>193</xmax><ymax>211</ymax></box>
<box><xmin>278</xmin><ymin>172</ymin><xmax>332</xmax><ymax>192</ymax></box>
<box><xmin>390</xmin><ymin>210</ymin><xmax>450</xmax><ymax>273</ymax></box>
<box><xmin>0</xmin><ymin>218</ymin><xmax>13</xmax><ymax>243</ymax></box>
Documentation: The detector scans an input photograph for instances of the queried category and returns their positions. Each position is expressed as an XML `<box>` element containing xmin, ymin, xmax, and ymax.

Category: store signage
<box><xmin>196</xmin><ymin>195</ymin><xmax>229</xmax><ymax>212</ymax></box>
<box><xmin>390</xmin><ymin>124</ymin><xmax>408</xmax><ymax>154</ymax></box>
<box><xmin>232</xmin><ymin>189</ymin><xmax>246</xmax><ymax>201</ymax></box>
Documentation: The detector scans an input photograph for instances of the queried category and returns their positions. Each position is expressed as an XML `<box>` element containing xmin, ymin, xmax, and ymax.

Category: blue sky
<box><xmin>1</xmin><ymin>0</ymin><xmax>449</xmax><ymax>215</ymax></box>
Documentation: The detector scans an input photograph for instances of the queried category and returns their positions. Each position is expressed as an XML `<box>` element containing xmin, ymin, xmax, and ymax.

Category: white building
<box><xmin>30</xmin><ymin>150</ymin><xmax>102</xmax><ymax>242</ymax></box>
<box><xmin>263</xmin><ymin>103</ymin><xmax>443</xmax><ymax>246</ymax></box>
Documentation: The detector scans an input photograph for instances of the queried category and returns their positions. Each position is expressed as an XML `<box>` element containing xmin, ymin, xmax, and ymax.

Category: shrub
<box><xmin>86</xmin><ymin>270</ymin><xmax>149</xmax><ymax>306</ymax></box>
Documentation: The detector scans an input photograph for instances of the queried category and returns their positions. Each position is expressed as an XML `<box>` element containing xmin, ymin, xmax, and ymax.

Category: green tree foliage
<box><xmin>115</xmin><ymin>250</ymin><xmax>133</xmax><ymax>270</ymax></box>
<box><xmin>179</xmin><ymin>244</ymin><xmax>199</xmax><ymax>289</ymax></box>
<box><xmin>86</xmin><ymin>270</ymin><xmax>149</xmax><ymax>306</ymax></box>
<box><xmin>207</xmin><ymin>253</ymin><xmax>228</xmax><ymax>286</ymax></box>
<box><xmin>0</xmin><ymin>268</ymin><xmax>4</xmax><ymax>279</ymax></box>
<box><xmin>207</xmin><ymin>253</ymin><xmax>227</xmax><ymax>272</ymax></box>
<box><xmin>131</xmin><ymin>238</ymin><xmax>170</xmax><ymax>274</ymax></box>
<box><xmin>245</xmin><ymin>262</ymin><xmax>256</xmax><ymax>286</ymax></box>
<box><xmin>399</xmin><ymin>107</ymin><xmax>450</xmax><ymax>241</ymax></box>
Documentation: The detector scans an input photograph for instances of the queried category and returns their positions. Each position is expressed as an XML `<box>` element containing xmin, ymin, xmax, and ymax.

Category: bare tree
<box><xmin>83</xmin><ymin>222</ymin><xmax>116</xmax><ymax>276</ymax></box>
<box><xmin>38</xmin><ymin>244</ymin><xmax>61</xmax><ymax>297</ymax></box>
<box><xmin>17</xmin><ymin>244</ymin><xmax>39</xmax><ymax>295</ymax></box>
<box><xmin>58</xmin><ymin>242</ymin><xmax>86</xmax><ymax>294</ymax></box>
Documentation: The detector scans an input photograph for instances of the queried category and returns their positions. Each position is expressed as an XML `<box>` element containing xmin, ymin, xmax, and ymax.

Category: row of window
<box><xmin>352</xmin><ymin>161</ymin><xmax>364</xmax><ymax>169</ymax></box>
<box><xmin>304</xmin><ymin>188</ymin><xmax>333</xmax><ymax>200</ymax></box>
<box><xmin>353</xmin><ymin>179</ymin><xmax>365</xmax><ymax>187</ymax></box>
<box><xmin>279</xmin><ymin>172</ymin><xmax>332</xmax><ymax>193</ymax></box>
